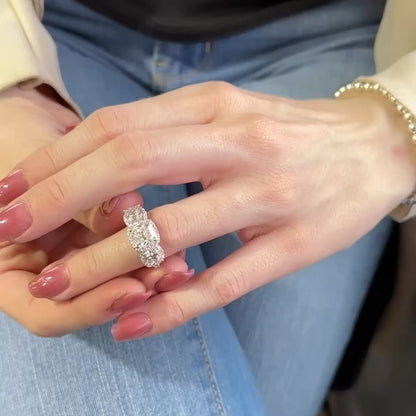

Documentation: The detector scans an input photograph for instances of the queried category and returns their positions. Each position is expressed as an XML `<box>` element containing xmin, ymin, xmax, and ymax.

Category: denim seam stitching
<box><xmin>193</xmin><ymin>317</ymin><xmax>227</xmax><ymax>416</ymax></box>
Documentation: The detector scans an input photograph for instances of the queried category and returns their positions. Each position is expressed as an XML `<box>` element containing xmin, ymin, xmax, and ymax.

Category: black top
<box><xmin>77</xmin><ymin>0</ymin><xmax>331</xmax><ymax>41</ymax></box>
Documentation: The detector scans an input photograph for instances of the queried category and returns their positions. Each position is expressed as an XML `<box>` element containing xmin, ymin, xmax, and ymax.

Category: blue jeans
<box><xmin>0</xmin><ymin>0</ymin><xmax>389</xmax><ymax>415</ymax></box>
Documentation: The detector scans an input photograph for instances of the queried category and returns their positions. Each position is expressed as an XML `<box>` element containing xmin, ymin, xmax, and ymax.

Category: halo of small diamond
<box><xmin>123</xmin><ymin>205</ymin><xmax>147</xmax><ymax>227</ymax></box>
<box><xmin>123</xmin><ymin>205</ymin><xmax>165</xmax><ymax>268</ymax></box>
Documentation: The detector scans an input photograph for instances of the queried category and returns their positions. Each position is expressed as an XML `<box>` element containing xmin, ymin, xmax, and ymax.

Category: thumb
<box><xmin>74</xmin><ymin>191</ymin><xmax>144</xmax><ymax>237</ymax></box>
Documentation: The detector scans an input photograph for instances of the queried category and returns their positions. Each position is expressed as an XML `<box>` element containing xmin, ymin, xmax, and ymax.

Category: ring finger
<box><xmin>27</xmin><ymin>184</ymin><xmax>259</xmax><ymax>300</ymax></box>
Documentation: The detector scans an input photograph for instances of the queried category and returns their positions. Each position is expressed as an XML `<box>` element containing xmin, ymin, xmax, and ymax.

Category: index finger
<box><xmin>0</xmin><ymin>82</ymin><xmax>223</xmax><ymax>207</ymax></box>
<box><xmin>0</xmin><ymin>123</ymin><xmax>220</xmax><ymax>243</ymax></box>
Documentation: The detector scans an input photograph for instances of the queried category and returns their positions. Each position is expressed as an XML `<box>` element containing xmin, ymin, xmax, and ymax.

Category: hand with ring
<box><xmin>0</xmin><ymin>81</ymin><xmax>414</xmax><ymax>341</ymax></box>
<box><xmin>0</xmin><ymin>87</ymin><xmax>190</xmax><ymax>337</ymax></box>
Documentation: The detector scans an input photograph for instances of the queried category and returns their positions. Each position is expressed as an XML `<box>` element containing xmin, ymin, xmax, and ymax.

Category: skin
<box><xmin>0</xmin><ymin>86</ymin><xmax>188</xmax><ymax>337</ymax></box>
<box><xmin>1</xmin><ymin>81</ymin><xmax>416</xmax><ymax>340</ymax></box>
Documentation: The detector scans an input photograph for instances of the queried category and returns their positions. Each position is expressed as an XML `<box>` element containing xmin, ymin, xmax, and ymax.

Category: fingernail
<box><xmin>155</xmin><ymin>269</ymin><xmax>195</xmax><ymax>292</ymax></box>
<box><xmin>64</xmin><ymin>124</ymin><xmax>78</xmax><ymax>133</ymax></box>
<box><xmin>28</xmin><ymin>264</ymin><xmax>69</xmax><ymax>298</ymax></box>
<box><xmin>0</xmin><ymin>202</ymin><xmax>32</xmax><ymax>241</ymax></box>
<box><xmin>111</xmin><ymin>312</ymin><xmax>152</xmax><ymax>341</ymax></box>
<box><xmin>0</xmin><ymin>170</ymin><xmax>28</xmax><ymax>205</ymax></box>
<box><xmin>100</xmin><ymin>196</ymin><xmax>120</xmax><ymax>216</ymax></box>
<box><xmin>109</xmin><ymin>291</ymin><xmax>152</xmax><ymax>314</ymax></box>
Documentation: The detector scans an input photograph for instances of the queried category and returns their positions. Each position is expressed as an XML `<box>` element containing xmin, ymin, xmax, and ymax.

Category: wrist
<box><xmin>335</xmin><ymin>82</ymin><xmax>416</xmax><ymax>220</ymax></box>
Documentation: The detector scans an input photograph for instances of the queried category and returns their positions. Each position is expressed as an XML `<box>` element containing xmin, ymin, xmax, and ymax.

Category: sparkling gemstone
<box><xmin>127</xmin><ymin>227</ymin><xmax>144</xmax><ymax>249</ymax></box>
<box><xmin>123</xmin><ymin>206</ymin><xmax>147</xmax><ymax>227</ymax></box>
<box><xmin>138</xmin><ymin>241</ymin><xmax>165</xmax><ymax>268</ymax></box>
<box><xmin>124</xmin><ymin>205</ymin><xmax>165</xmax><ymax>268</ymax></box>
<box><xmin>146</xmin><ymin>220</ymin><xmax>160</xmax><ymax>242</ymax></box>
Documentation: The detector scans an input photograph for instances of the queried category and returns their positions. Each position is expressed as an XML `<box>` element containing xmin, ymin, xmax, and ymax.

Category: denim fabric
<box><xmin>0</xmin><ymin>0</ymin><xmax>390</xmax><ymax>415</ymax></box>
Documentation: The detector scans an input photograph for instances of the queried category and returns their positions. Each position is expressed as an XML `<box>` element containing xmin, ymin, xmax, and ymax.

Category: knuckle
<box><xmin>243</xmin><ymin>114</ymin><xmax>276</xmax><ymax>145</ymax></box>
<box><xmin>208</xmin><ymin>81</ymin><xmax>241</xmax><ymax>109</ymax></box>
<box><xmin>44</xmin><ymin>175</ymin><xmax>70</xmax><ymax>207</ymax></box>
<box><xmin>109</xmin><ymin>133</ymin><xmax>158</xmax><ymax>172</ymax></box>
<box><xmin>160</xmin><ymin>294</ymin><xmax>187</xmax><ymax>328</ymax></box>
<box><xmin>207</xmin><ymin>269</ymin><xmax>243</xmax><ymax>307</ymax></box>
<box><xmin>84</xmin><ymin>245</ymin><xmax>105</xmax><ymax>277</ymax></box>
<box><xmin>88</xmin><ymin>106</ymin><xmax>126</xmax><ymax>140</ymax></box>
<box><xmin>210</xmin><ymin>81</ymin><xmax>237</xmax><ymax>96</ymax></box>
<box><xmin>42</xmin><ymin>145</ymin><xmax>61</xmax><ymax>173</ymax></box>
<box><xmin>152</xmin><ymin>207</ymin><xmax>190</xmax><ymax>250</ymax></box>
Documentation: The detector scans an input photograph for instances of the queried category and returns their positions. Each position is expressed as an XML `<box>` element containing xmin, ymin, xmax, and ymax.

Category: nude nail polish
<box><xmin>0</xmin><ymin>202</ymin><xmax>32</xmax><ymax>241</ymax></box>
<box><xmin>155</xmin><ymin>269</ymin><xmax>195</xmax><ymax>292</ymax></box>
<box><xmin>109</xmin><ymin>291</ymin><xmax>152</xmax><ymax>314</ymax></box>
<box><xmin>0</xmin><ymin>170</ymin><xmax>28</xmax><ymax>206</ymax></box>
<box><xmin>111</xmin><ymin>312</ymin><xmax>153</xmax><ymax>341</ymax></box>
<box><xmin>28</xmin><ymin>264</ymin><xmax>69</xmax><ymax>298</ymax></box>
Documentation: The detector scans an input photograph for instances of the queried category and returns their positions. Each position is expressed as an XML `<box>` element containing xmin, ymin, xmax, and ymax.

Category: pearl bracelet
<box><xmin>335</xmin><ymin>80</ymin><xmax>416</xmax><ymax>144</ymax></box>
<box><xmin>335</xmin><ymin>80</ymin><xmax>416</xmax><ymax>207</ymax></box>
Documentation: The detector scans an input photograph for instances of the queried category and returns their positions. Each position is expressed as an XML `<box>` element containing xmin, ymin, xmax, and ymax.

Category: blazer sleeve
<box><xmin>0</xmin><ymin>0</ymin><xmax>80</xmax><ymax>115</ymax></box>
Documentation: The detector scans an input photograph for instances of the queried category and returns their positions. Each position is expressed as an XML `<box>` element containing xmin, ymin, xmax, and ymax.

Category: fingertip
<box><xmin>111</xmin><ymin>312</ymin><xmax>153</xmax><ymax>341</ymax></box>
<box><xmin>93</xmin><ymin>191</ymin><xmax>143</xmax><ymax>235</ymax></box>
<box><xmin>155</xmin><ymin>269</ymin><xmax>195</xmax><ymax>292</ymax></box>
<box><xmin>0</xmin><ymin>170</ymin><xmax>29</xmax><ymax>207</ymax></box>
<box><xmin>116</xmin><ymin>191</ymin><xmax>144</xmax><ymax>213</ymax></box>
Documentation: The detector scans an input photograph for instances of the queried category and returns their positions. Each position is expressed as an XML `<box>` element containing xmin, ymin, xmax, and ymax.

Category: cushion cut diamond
<box><xmin>124</xmin><ymin>205</ymin><xmax>164</xmax><ymax>268</ymax></box>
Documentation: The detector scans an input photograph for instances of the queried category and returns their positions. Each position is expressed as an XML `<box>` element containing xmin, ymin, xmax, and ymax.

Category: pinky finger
<box><xmin>131</xmin><ymin>252</ymin><xmax>193</xmax><ymax>293</ymax></box>
<box><xmin>111</xmin><ymin>225</ymin><xmax>320</xmax><ymax>340</ymax></box>
<box><xmin>61</xmin><ymin>275</ymin><xmax>151</xmax><ymax>333</ymax></box>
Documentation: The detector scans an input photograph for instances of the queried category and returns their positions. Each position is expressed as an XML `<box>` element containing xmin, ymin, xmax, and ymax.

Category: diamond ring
<box><xmin>123</xmin><ymin>205</ymin><xmax>165</xmax><ymax>268</ymax></box>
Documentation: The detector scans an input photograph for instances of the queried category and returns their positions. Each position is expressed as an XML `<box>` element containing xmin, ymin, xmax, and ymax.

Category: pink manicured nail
<box><xmin>100</xmin><ymin>196</ymin><xmax>120</xmax><ymax>216</ymax></box>
<box><xmin>109</xmin><ymin>291</ymin><xmax>152</xmax><ymax>314</ymax></box>
<box><xmin>0</xmin><ymin>170</ymin><xmax>28</xmax><ymax>206</ymax></box>
<box><xmin>28</xmin><ymin>264</ymin><xmax>69</xmax><ymax>298</ymax></box>
<box><xmin>0</xmin><ymin>202</ymin><xmax>32</xmax><ymax>241</ymax></box>
<box><xmin>111</xmin><ymin>312</ymin><xmax>153</xmax><ymax>341</ymax></box>
<box><xmin>155</xmin><ymin>269</ymin><xmax>195</xmax><ymax>292</ymax></box>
